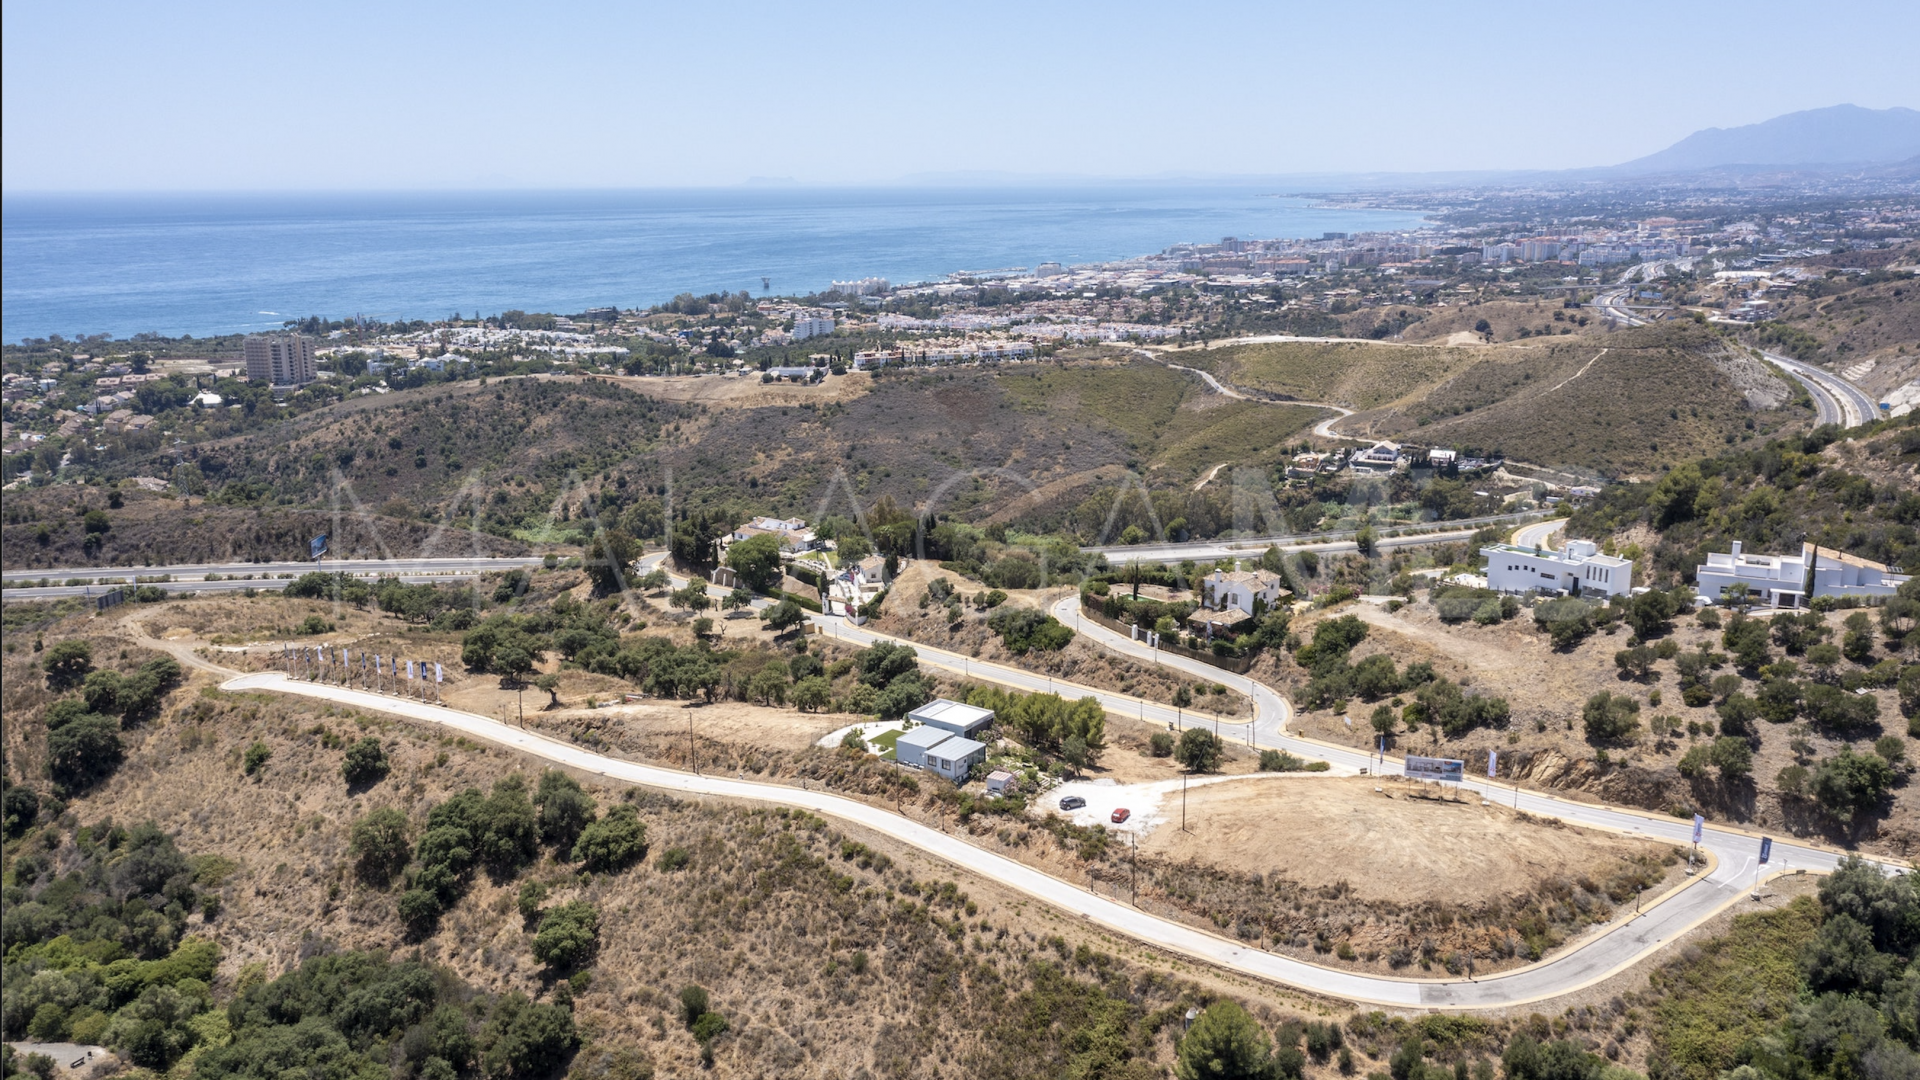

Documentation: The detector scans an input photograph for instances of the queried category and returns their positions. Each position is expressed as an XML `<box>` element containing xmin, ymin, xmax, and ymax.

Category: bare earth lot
<box><xmin>1138</xmin><ymin>776</ymin><xmax>1674</xmax><ymax>908</ymax></box>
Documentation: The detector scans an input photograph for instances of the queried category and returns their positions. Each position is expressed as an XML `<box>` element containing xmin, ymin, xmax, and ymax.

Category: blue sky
<box><xmin>4</xmin><ymin>0</ymin><xmax>1915</xmax><ymax>190</ymax></box>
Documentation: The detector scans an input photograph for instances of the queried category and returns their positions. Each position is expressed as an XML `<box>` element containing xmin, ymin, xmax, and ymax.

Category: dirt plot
<box><xmin>1138</xmin><ymin>776</ymin><xmax>1675</xmax><ymax>907</ymax></box>
<box><xmin>541</xmin><ymin>700</ymin><xmax>840</xmax><ymax>754</ymax></box>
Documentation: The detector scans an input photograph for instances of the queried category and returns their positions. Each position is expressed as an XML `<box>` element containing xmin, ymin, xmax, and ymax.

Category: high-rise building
<box><xmin>243</xmin><ymin>334</ymin><xmax>317</xmax><ymax>386</ymax></box>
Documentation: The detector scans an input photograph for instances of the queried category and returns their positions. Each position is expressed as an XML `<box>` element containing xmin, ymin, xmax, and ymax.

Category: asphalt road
<box><xmin>2</xmin><ymin>556</ymin><xmax>549</xmax><ymax>602</ymax></box>
<box><xmin>1509</xmin><ymin>517</ymin><xmax>1569</xmax><ymax>551</ymax></box>
<box><xmin>1594</xmin><ymin>288</ymin><xmax>1874</xmax><ymax>429</ymax></box>
<box><xmin>213</xmin><ymin>602</ymin><xmax>1900</xmax><ymax>1009</ymax></box>
<box><xmin>1762</xmin><ymin>348</ymin><xmax>1877</xmax><ymax>428</ymax></box>
<box><xmin>1082</xmin><ymin>513</ymin><xmax>1539</xmax><ymax>565</ymax></box>
<box><xmin>2</xmin><ymin>556</ymin><xmax>545</xmax><ymax>584</ymax></box>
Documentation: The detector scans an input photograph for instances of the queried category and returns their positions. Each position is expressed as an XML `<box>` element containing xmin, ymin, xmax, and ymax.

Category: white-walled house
<box><xmin>726</xmin><ymin>516</ymin><xmax>818</xmax><ymax>554</ymax></box>
<box><xmin>1695</xmin><ymin>541</ymin><xmax>1910</xmax><ymax>607</ymax></box>
<box><xmin>1480</xmin><ymin>538</ymin><xmax>1634</xmax><ymax>598</ymax></box>
<box><xmin>1201</xmin><ymin>570</ymin><xmax>1286</xmax><ymax>617</ymax></box>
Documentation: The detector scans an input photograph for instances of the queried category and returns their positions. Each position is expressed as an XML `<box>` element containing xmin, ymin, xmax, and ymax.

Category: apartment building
<box><xmin>243</xmin><ymin>334</ymin><xmax>317</xmax><ymax>387</ymax></box>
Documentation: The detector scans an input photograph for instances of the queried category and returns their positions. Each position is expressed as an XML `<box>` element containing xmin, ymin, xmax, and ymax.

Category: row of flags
<box><xmin>283</xmin><ymin>643</ymin><xmax>442</xmax><ymax>682</ymax></box>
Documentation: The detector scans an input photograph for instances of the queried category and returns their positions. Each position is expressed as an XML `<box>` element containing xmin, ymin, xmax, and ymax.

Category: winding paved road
<box><xmin>1509</xmin><ymin>518</ymin><xmax>1568</xmax><ymax>551</ymax></box>
<box><xmin>179</xmin><ymin>552</ymin><xmax>1904</xmax><ymax>1010</ymax></box>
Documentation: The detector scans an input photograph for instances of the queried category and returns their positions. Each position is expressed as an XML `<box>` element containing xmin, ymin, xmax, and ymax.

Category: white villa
<box><xmin>1695</xmin><ymin>541</ymin><xmax>1910</xmax><ymax>607</ymax></box>
<box><xmin>726</xmin><ymin>516</ymin><xmax>819</xmax><ymax>554</ymax></box>
<box><xmin>1480</xmin><ymin>538</ymin><xmax>1634</xmax><ymax>598</ymax></box>
<box><xmin>1200</xmin><ymin>569</ymin><xmax>1286</xmax><ymax>617</ymax></box>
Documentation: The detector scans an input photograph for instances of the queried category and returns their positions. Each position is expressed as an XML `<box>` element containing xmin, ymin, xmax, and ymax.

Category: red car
<box><xmin>1110</xmin><ymin>808</ymin><xmax>1131</xmax><ymax>824</ymax></box>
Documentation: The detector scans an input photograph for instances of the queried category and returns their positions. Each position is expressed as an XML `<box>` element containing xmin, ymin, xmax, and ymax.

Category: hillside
<box><xmin>4</xmin><ymin>361</ymin><xmax>1330</xmax><ymax>569</ymax></box>
<box><xmin>1186</xmin><ymin>339</ymin><xmax>1486</xmax><ymax>411</ymax></box>
<box><xmin>1187</xmin><ymin>323</ymin><xmax>1812</xmax><ymax>478</ymax></box>
<box><xmin>1366</xmin><ymin>323</ymin><xmax>1808</xmax><ymax>478</ymax></box>
<box><xmin>1742</xmin><ymin>265</ymin><xmax>1920</xmax><ymax>403</ymax></box>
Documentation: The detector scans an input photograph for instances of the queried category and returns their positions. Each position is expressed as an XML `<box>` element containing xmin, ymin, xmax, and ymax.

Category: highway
<box><xmin>1594</xmin><ymin>288</ymin><xmax>1875</xmax><ymax>429</ymax></box>
<box><xmin>1083</xmin><ymin>512</ymin><xmax>1542</xmax><ymax>565</ymax></box>
<box><xmin>1</xmin><ymin>556</ymin><xmax>548</xmax><ymax>602</ymax></box>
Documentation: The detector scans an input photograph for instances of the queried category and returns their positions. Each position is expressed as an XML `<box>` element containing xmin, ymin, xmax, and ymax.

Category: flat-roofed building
<box><xmin>1694</xmin><ymin>541</ymin><xmax>1910</xmax><ymax>607</ymax></box>
<box><xmin>1480</xmin><ymin>538</ymin><xmax>1634</xmax><ymax>598</ymax></box>
<box><xmin>243</xmin><ymin>334</ymin><xmax>317</xmax><ymax>386</ymax></box>
<box><xmin>909</xmin><ymin>699</ymin><xmax>995</xmax><ymax>737</ymax></box>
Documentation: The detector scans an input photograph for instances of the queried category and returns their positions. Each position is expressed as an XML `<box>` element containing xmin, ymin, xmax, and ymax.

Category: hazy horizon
<box><xmin>6</xmin><ymin>0</ymin><xmax>1917</xmax><ymax>193</ymax></box>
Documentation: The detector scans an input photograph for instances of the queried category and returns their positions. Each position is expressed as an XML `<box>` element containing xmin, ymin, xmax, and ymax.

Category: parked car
<box><xmin>1058</xmin><ymin>795</ymin><xmax>1087</xmax><ymax>811</ymax></box>
<box><xmin>1110</xmin><ymin>808</ymin><xmax>1131</xmax><ymax>824</ymax></box>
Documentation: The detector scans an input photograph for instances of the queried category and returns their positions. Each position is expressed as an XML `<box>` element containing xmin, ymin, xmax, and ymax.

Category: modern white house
<box><xmin>1480</xmin><ymin>538</ymin><xmax>1634</xmax><ymax>598</ymax></box>
<box><xmin>1200</xmin><ymin>570</ymin><xmax>1286</xmax><ymax>618</ymax></box>
<box><xmin>892</xmin><ymin>725</ymin><xmax>987</xmax><ymax>782</ymax></box>
<box><xmin>1695</xmin><ymin>541</ymin><xmax>1910</xmax><ymax>607</ymax></box>
<box><xmin>909</xmin><ymin>699</ymin><xmax>995</xmax><ymax>738</ymax></box>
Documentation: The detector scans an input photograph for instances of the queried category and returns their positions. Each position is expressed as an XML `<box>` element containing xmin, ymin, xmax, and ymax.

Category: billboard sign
<box><xmin>309</xmin><ymin>534</ymin><xmax>329</xmax><ymax>560</ymax></box>
<box><xmin>1405</xmin><ymin>756</ymin><xmax>1465</xmax><ymax>783</ymax></box>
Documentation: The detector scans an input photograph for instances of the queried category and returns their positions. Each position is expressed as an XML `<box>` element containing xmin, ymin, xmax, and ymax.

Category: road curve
<box><xmin>1145</xmin><ymin>349</ymin><xmax>1356</xmax><ymax>438</ymax></box>
<box><xmin>1509</xmin><ymin>518</ymin><xmax>1568</xmax><ymax>551</ymax></box>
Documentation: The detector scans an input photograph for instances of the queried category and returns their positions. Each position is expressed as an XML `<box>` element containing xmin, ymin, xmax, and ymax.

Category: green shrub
<box><xmin>349</xmin><ymin>807</ymin><xmax>411</xmax><ymax>886</ymax></box>
<box><xmin>1260</xmin><ymin>749</ymin><xmax>1306</xmax><ymax>772</ymax></box>
<box><xmin>531</xmin><ymin>901</ymin><xmax>600</xmax><ymax>971</ymax></box>
<box><xmin>242</xmin><ymin>741</ymin><xmax>272</xmax><ymax>776</ymax></box>
<box><xmin>341</xmin><ymin>738</ymin><xmax>390</xmax><ymax>786</ymax></box>
<box><xmin>571</xmin><ymin>804</ymin><xmax>647</xmax><ymax>873</ymax></box>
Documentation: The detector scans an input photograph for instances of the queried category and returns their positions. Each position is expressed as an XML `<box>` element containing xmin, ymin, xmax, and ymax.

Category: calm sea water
<box><xmin>1</xmin><ymin>188</ymin><xmax>1428</xmax><ymax>343</ymax></box>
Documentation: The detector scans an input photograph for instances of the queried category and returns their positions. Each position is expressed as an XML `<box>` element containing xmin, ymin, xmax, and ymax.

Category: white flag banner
<box><xmin>435</xmin><ymin>663</ymin><xmax>444</xmax><ymax>683</ymax></box>
<box><xmin>407</xmin><ymin>661</ymin><xmax>415</xmax><ymax>680</ymax></box>
<box><xmin>1487</xmin><ymin>750</ymin><xmax>1498</xmax><ymax>778</ymax></box>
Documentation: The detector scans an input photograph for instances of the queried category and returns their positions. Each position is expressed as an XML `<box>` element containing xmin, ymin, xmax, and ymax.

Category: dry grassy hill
<box><xmin>1177</xmin><ymin>323</ymin><xmax>1812</xmax><ymax>479</ymax></box>
<box><xmin>12</xmin><ymin>362</ymin><xmax>1325</xmax><ymax>570</ymax></box>
<box><xmin>1184</xmin><ymin>339</ymin><xmax>1488</xmax><ymax>411</ymax></box>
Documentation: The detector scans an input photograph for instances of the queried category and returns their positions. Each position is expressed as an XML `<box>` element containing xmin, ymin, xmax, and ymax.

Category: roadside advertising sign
<box><xmin>1405</xmin><ymin>756</ymin><xmax>1465</xmax><ymax>783</ymax></box>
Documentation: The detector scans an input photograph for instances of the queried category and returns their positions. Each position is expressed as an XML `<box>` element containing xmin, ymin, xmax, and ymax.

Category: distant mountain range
<box><xmin>1611</xmin><ymin>104</ymin><xmax>1920</xmax><ymax>174</ymax></box>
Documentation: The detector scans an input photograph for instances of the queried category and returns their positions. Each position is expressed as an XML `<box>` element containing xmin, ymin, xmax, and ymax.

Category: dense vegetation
<box><xmin>2</xmin><ymin>817</ymin><xmax>576</xmax><ymax>1079</ymax></box>
<box><xmin>1644</xmin><ymin>857</ymin><xmax>1918</xmax><ymax>1080</ymax></box>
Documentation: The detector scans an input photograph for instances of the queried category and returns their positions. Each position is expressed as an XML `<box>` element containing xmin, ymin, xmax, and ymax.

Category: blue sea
<box><xmin>1</xmin><ymin>188</ymin><xmax>1429</xmax><ymax>343</ymax></box>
